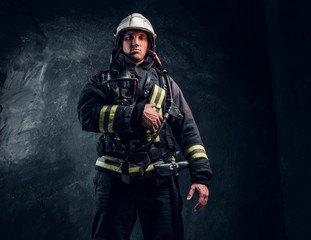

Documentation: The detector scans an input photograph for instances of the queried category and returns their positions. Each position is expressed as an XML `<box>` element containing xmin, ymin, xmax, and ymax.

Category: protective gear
<box><xmin>78</xmin><ymin>39</ymin><xmax>213</xmax><ymax>240</ymax></box>
<box><xmin>114</xmin><ymin>13</ymin><xmax>157</xmax><ymax>51</ymax></box>
<box><xmin>96</xmin><ymin>81</ymin><xmax>170</xmax><ymax>183</ymax></box>
<box><xmin>77</xmin><ymin>52</ymin><xmax>213</xmax><ymax>185</ymax></box>
<box><xmin>104</xmin><ymin>70</ymin><xmax>139</xmax><ymax>106</ymax></box>
<box><xmin>92</xmin><ymin>172</ymin><xmax>184</xmax><ymax>240</ymax></box>
<box><xmin>78</xmin><ymin>13</ymin><xmax>214</xmax><ymax>240</ymax></box>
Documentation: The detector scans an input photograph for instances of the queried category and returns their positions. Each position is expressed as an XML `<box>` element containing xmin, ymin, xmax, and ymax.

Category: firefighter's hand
<box><xmin>187</xmin><ymin>183</ymin><xmax>209</xmax><ymax>212</ymax></box>
<box><xmin>142</xmin><ymin>103</ymin><xmax>163</xmax><ymax>132</ymax></box>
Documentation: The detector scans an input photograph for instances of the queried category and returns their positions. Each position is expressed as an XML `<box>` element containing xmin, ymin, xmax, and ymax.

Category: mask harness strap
<box><xmin>109</xmin><ymin>47</ymin><xmax>122</xmax><ymax>71</ymax></box>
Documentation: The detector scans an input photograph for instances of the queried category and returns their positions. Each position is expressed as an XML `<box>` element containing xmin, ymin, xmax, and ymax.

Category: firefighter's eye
<box><xmin>124</xmin><ymin>35</ymin><xmax>134</xmax><ymax>40</ymax></box>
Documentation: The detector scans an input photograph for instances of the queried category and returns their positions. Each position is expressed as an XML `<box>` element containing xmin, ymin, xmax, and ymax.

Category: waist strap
<box><xmin>96</xmin><ymin>156</ymin><xmax>163</xmax><ymax>174</ymax></box>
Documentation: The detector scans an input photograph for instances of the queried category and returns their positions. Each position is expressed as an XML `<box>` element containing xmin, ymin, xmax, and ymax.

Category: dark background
<box><xmin>0</xmin><ymin>0</ymin><xmax>310</xmax><ymax>239</ymax></box>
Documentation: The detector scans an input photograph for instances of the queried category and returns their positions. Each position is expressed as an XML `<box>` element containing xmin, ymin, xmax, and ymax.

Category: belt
<box><xmin>96</xmin><ymin>156</ymin><xmax>164</xmax><ymax>174</ymax></box>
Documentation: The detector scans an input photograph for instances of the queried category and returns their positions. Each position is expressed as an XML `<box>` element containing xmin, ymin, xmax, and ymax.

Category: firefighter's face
<box><xmin>122</xmin><ymin>30</ymin><xmax>148</xmax><ymax>64</ymax></box>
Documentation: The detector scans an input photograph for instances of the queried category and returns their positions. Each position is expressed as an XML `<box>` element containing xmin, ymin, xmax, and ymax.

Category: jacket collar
<box><xmin>114</xmin><ymin>52</ymin><xmax>155</xmax><ymax>71</ymax></box>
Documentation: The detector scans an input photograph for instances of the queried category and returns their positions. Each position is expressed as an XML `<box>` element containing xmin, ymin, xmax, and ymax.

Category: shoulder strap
<box><xmin>153</xmin><ymin>67</ymin><xmax>177</xmax><ymax>154</ymax></box>
<box><xmin>153</xmin><ymin>67</ymin><xmax>166</xmax><ymax>89</ymax></box>
<box><xmin>154</xmin><ymin>67</ymin><xmax>171</xmax><ymax>104</ymax></box>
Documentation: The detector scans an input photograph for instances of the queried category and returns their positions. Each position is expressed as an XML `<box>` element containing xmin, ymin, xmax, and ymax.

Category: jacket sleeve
<box><xmin>77</xmin><ymin>72</ymin><xmax>135</xmax><ymax>133</ymax></box>
<box><xmin>169</xmin><ymin>78</ymin><xmax>214</xmax><ymax>186</ymax></box>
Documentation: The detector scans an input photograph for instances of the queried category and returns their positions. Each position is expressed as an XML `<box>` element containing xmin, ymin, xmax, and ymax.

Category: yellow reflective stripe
<box><xmin>146</xmin><ymin>85</ymin><xmax>165</xmax><ymax>142</ymax></box>
<box><xmin>129</xmin><ymin>164</ymin><xmax>154</xmax><ymax>173</ymax></box>
<box><xmin>156</xmin><ymin>89</ymin><xmax>165</xmax><ymax>109</ymax></box>
<box><xmin>108</xmin><ymin>105</ymin><xmax>118</xmax><ymax>133</ymax></box>
<box><xmin>159</xmin><ymin>108</ymin><xmax>162</xmax><ymax>116</ymax></box>
<box><xmin>146</xmin><ymin>130</ymin><xmax>152</xmax><ymax>141</ymax></box>
<box><xmin>150</xmin><ymin>85</ymin><xmax>159</xmax><ymax>104</ymax></box>
<box><xmin>146</xmin><ymin>130</ymin><xmax>160</xmax><ymax>142</ymax></box>
<box><xmin>102</xmin><ymin>155</ymin><xmax>124</xmax><ymax>163</ymax></box>
<box><xmin>188</xmin><ymin>153</ymin><xmax>209</xmax><ymax>162</ymax></box>
<box><xmin>99</xmin><ymin>105</ymin><xmax>118</xmax><ymax>133</ymax></box>
<box><xmin>155</xmin><ymin>132</ymin><xmax>160</xmax><ymax>142</ymax></box>
<box><xmin>96</xmin><ymin>160</ymin><xmax>155</xmax><ymax>173</ymax></box>
<box><xmin>99</xmin><ymin>105</ymin><xmax>109</xmax><ymax>132</ymax></box>
<box><xmin>184</xmin><ymin>145</ymin><xmax>205</xmax><ymax>157</ymax></box>
<box><xmin>96</xmin><ymin>160</ymin><xmax>122</xmax><ymax>173</ymax></box>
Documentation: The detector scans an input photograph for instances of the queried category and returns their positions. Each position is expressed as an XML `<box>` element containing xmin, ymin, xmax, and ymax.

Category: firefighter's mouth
<box><xmin>131</xmin><ymin>49</ymin><xmax>140</xmax><ymax>54</ymax></box>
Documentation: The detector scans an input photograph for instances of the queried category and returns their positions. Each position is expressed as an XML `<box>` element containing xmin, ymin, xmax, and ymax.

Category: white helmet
<box><xmin>114</xmin><ymin>13</ymin><xmax>157</xmax><ymax>51</ymax></box>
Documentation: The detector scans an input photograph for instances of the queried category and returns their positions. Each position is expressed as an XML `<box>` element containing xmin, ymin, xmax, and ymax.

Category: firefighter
<box><xmin>77</xmin><ymin>13</ymin><xmax>214</xmax><ymax>240</ymax></box>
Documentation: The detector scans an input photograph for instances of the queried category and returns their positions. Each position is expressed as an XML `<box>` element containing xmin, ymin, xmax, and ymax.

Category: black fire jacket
<box><xmin>77</xmin><ymin>52</ymin><xmax>213</xmax><ymax>185</ymax></box>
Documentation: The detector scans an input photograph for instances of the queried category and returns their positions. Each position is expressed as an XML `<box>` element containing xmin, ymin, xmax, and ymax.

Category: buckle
<box><xmin>169</xmin><ymin>161</ymin><xmax>179</xmax><ymax>176</ymax></box>
<box><xmin>169</xmin><ymin>162</ymin><xmax>179</xmax><ymax>170</ymax></box>
<box><xmin>149</xmin><ymin>146</ymin><xmax>161</xmax><ymax>161</ymax></box>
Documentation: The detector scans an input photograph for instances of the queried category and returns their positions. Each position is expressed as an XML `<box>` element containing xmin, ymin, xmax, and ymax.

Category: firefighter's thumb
<box><xmin>187</xmin><ymin>185</ymin><xmax>196</xmax><ymax>200</ymax></box>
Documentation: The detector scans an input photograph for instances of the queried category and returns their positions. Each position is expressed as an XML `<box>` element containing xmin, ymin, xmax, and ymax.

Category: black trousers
<box><xmin>91</xmin><ymin>171</ymin><xmax>184</xmax><ymax>240</ymax></box>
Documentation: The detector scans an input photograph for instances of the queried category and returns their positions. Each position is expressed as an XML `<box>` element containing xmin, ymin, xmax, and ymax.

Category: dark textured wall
<box><xmin>265</xmin><ymin>1</ymin><xmax>311</xmax><ymax>239</ymax></box>
<box><xmin>0</xmin><ymin>0</ymin><xmax>308</xmax><ymax>239</ymax></box>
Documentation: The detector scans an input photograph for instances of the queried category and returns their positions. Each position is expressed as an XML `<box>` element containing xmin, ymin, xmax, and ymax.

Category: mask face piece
<box><xmin>106</xmin><ymin>70</ymin><xmax>139</xmax><ymax>106</ymax></box>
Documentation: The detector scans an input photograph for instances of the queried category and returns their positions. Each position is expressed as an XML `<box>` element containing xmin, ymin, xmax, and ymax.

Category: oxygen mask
<box><xmin>106</xmin><ymin>70</ymin><xmax>139</xmax><ymax>106</ymax></box>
